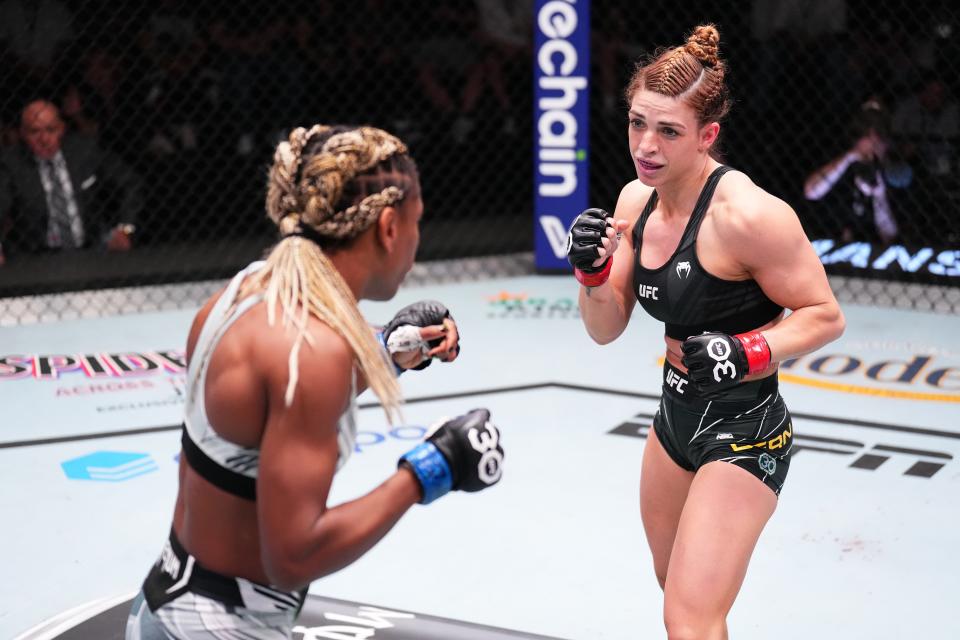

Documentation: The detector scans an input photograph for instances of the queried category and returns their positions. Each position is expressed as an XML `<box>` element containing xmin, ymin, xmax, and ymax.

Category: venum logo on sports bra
<box><xmin>676</xmin><ymin>261</ymin><xmax>691</xmax><ymax>279</ymax></box>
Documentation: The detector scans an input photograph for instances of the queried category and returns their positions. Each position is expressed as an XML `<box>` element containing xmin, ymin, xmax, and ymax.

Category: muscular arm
<box><xmin>723</xmin><ymin>192</ymin><xmax>845</xmax><ymax>362</ymax></box>
<box><xmin>256</xmin><ymin>324</ymin><xmax>420</xmax><ymax>590</ymax></box>
<box><xmin>577</xmin><ymin>182</ymin><xmax>644</xmax><ymax>344</ymax></box>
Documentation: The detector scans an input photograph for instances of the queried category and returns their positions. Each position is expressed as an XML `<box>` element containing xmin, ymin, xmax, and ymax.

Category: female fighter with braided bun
<box><xmin>567</xmin><ymin>26</ymin><xmax>844</xmax><ymax>638</ymax></box>
<box><xmin>126</xmin><ymin>125</ymin><xmax>504</xmax><ymax>639</ymax></box>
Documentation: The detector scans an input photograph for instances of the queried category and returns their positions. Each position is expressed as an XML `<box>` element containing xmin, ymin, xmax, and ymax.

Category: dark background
<box><xmin>0</xmin><ymin>1</ymin><xmax>957</xmax><ymax>302</ymax></box>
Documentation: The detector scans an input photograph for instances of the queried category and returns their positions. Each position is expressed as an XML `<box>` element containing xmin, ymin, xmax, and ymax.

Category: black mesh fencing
<box><xmin>0</xmin><ymin>1</ymin><xmax>957</xmax><ymax>322</ymax></box>
<box><xmin>0</xmin><ymin>0</ymin><xmax>535</xmax><ymax>313</ymax></box>
<box><xmin>588</xmin><ymin>1</ymin><xmax>960</xmax><ymax>311</ymax></box>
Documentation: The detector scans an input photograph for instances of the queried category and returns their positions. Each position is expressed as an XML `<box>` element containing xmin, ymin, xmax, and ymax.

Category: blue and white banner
<box><xmin>533</xmin><ymin>0</ymin><xmax>590</xmax><ymax>271</ymax></box>
<box><xmin>813</xmin><ymin>239</ymin><xmax>960</xmax><ymax>281</ymax></box>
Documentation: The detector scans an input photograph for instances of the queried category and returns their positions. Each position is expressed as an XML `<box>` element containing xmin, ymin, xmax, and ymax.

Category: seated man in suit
<box><xmin>0</xmin><ymin>99</ymin><xmax>144</xmax><ymax>264</ymax></box>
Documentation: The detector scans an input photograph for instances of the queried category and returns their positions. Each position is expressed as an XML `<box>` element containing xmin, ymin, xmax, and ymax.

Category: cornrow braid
<box><xmin>624</xmin><ymin>24</ymin><xmax>731</xmax><ymax>158</ymax></box>
<box><xmin>267</xmin><ymin>125</ymin><xmax>329</xmax><ymax>225</ymax></box>
<box><xmin>647</xmin><ymin>49</ymin><xmax>703</xmax><ymax>97</ymax></box>
<box><xmin>309</xmin><ymin>186</ymin><xmax>406</xmax><ymax>240</ymax></box>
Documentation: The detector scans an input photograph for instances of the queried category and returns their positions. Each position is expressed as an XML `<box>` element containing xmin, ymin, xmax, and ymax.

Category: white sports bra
<box><xmin>180</xmin><ymin>261</ymin><xmax>358</xmax><ymax>500</ymax></box>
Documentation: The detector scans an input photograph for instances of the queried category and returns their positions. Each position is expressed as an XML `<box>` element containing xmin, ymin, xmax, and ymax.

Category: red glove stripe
<box><xmin>574</xmin><ymin>258</ymin><xmax>612</xmax><ymax>287</ymax></box>
<box><xmin>735</xmin><ymin>331</ymin><xmax>772</xmax><ymax>375</ymax></box>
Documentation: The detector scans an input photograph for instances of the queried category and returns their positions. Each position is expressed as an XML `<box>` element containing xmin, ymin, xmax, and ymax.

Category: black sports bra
<box><xmin>631</xmin><ymin>166</ymin><xmax>783</xmax><ymax>340</ymax></box>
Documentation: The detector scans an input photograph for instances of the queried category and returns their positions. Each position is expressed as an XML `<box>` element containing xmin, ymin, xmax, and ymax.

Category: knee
<box><xmin>663</xmin><ymin>602</ymin><xmax>725</xmax><ymax>640</ymax></box>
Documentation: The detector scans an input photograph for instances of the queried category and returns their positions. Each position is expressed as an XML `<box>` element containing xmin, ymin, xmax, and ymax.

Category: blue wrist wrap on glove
<box><xmin>375</xmin><ymin>330</ymin><xmax>405</xmax><ymax>376</ymax></box>
<box><xmin>401</xmin><ymin>442</ymin><xmax>454</xmax><ymax>504</ymax></box>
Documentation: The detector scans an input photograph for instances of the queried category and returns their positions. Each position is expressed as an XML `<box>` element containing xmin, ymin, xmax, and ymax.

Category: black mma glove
<box><xmin>399</xmin><ymin>408</ymin><xmax>504</xmax><ymax>504</ymax></box>
<box><xmin>566</xmin><ymin>208</ymin><xmax>611</xmax><ymax>272</ymax></box>
<box><xmin>381</xmin><ymin>300</ymin><xmax>457</xmax><ymax>371</ymax></box>
<box><xmin>567</xmin><ymin>208</ymin><xmax>615</xmax><ymax>286</ymax></box>
<box><xmin>680</xmin><ymin>331</ymin><xmax>772</xmax><ymax>394</ymax></box>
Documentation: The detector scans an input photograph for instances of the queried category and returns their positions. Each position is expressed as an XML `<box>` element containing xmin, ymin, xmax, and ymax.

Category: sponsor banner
<box><xmin>813</xmin><ymin>238</ymin><xmax>960</xmax><ymax>282</ymax></box>
<box><xmin>15</xmin><ymin>594</ymin><xmax>565</xmax><ymax>640</ymax></box>
<box><xmin>485</xmin><ymin>291</ymin><xmax>580</xmax><ymax>319</ymax></box>
<box><xmin>3</xmin><ymin>331</ymin><xmax>959</xmax><ymax>418</ymax></box>
<box><xmin>778</xmin><ymin>348</ymin><xmax>960</xmax><ymax>401</ymax></box>
<box><xmin>533</xmin><ymin>0</ymin><xmax>590</xmax><ymax>271</ymax></box>
<box><xmin>0</xmin><ymin>350</ymin><xmax>186</xmax><ymax>380</ymax></box>
<box><xmin>0</xmin><ymin>349</ymin><xmax>187</xmax><ymax>436</ymax></box>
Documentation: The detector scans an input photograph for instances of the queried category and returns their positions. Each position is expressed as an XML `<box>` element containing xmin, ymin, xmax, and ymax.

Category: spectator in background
<box><xmin>0</xmin><ymin>0</ymin><xmax>75</xmax><ymax>134</ymax></box>
<box><xmin>336</xmin><ymin>0</ymin><xmax>422</xmax><ymax>138</ymax></box>
<box><xmin>891</xmin><ymin>73</ymin><xmax>960</xmax><ymax>245</ymax></box>
<box><xmin>57</xmin><ymin>45</ymin><xmax>128</xmax><ymax>146</ymax></box>
<box><xmin>472</xmin><ymin>0</ymin><xmax>533</xmax><ymax>136</ymax></box>
<box><xmin>803</xmin><ymin>98</ymin><xmax>913</xmax><ymax>245</ymax></box>
<box><xmin>413</xmin><ymin>2</ymin><xmax>485</xmax><ymax>144</ymax></box>
<box><xmin>0</xmin><ymin>100</ymin><xmax>143</xmax><ymax>264</ymax></box>
<box><xmin>746</xmin><ymin>0</ymin><xmax>855</xmax><ymax>196</ymax></box>
<box><xmin>0</xmin><ymin>0</ymin><xmax>74</xmax><ymax>78</ymax></box>
<box><xmin>594</xmin><ymin>6</ymin><xmax>647</xmax><ymax>114</ymax></box>
<box><xmin>749</xmin><ymin>0</ymin><xmax>851</xmax><ymax>111</ymax></box>
<box><xmin>207</xmin><ymin>4</ymin><xmax>303</xmax><ymax>156</ymax></box>
<box><xmin>135</xmin><ymin>0</ymin><xmax>215</xmax><ymax>161</ymax></box>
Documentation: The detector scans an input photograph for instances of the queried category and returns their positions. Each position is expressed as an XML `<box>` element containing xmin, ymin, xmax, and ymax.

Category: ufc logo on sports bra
<box><xmin>637</xmin><ymin>284</ymin><xmax>659</xmax><ymax>300</ymax></box>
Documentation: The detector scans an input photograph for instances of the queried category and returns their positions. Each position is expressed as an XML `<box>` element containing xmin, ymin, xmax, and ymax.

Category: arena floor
<box><xmin>3</xmin><ymin>273</ymin><xmax>958</xmax><ymax>639</ymax></box>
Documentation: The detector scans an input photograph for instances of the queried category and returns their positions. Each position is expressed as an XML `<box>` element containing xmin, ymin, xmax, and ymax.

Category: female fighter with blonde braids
<box><xmin>566</xmin><ymin>26</ymin><xmax>844</xmax><ymax>638</ymax></box>
<box><xmin>126</xmin><ymin>125</ymin><xmax>504</xmax><ymax>639</ymax></box>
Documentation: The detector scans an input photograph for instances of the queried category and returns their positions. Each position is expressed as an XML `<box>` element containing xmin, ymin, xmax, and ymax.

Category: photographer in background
<box><xmin>804</xmin><ymin>98</ymin><xmax>913</xmax><ymax>245</ymax></box>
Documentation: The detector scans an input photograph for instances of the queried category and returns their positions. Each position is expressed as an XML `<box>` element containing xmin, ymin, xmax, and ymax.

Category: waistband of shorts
<box><xmin>661</xmin><ymin>361</ymin><xmax>778</xmax><ymax>402</ymax></box>
<box><xmin>147</xmin><ymin>528</ymin><xmax>307</xmax><ymax>613</ymax></box>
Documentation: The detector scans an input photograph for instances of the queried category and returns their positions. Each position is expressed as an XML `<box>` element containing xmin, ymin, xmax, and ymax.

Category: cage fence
<box><xmin>0</xmin><ymin>1</ymin><xmax>956</xmax><ymax>324</ymax></box>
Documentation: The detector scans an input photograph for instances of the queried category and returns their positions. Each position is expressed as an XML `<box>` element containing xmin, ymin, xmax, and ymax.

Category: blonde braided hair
<box><xmin>239</xmin><ymin>125</ymin><xmax>417</xmax><ymax>422</ymax></box>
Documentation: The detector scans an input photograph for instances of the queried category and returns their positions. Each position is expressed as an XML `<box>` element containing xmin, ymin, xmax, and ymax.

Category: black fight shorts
<box><xmin>653</xmin><ymin>362</ymin><xmax>793</xmax><ymax>495</ymax></box>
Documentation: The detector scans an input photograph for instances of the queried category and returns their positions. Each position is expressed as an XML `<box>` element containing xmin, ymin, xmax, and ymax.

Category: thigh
<box><xmin>640</xmin><ymin>420</ymin><xmax>695</xmax><ymax>587</ymax></box>
<box><xmin>664</xmin><ymin>461</ymin><xmax>778</xmax><ymax>618</ymax></box>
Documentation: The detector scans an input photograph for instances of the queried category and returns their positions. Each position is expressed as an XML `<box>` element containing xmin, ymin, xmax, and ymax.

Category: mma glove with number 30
<box><xmin>399</xmin><ymin>408</ymin><xmax>504</xmax><ymax>504</ymax></box>
<box><xmin>381</xmin><ymin>300</ymin><xmax>458</xmax><ymax>371</ymax></box>
<box><xmin>680</xmin><ymin>331</ymin><xmax>772</xmax><ymax>394</ymax></box>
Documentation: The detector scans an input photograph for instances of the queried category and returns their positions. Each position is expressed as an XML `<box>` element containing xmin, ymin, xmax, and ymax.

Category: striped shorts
<box><xmin>125</xmin><ymin>530</ymin><xmax>306</xmax><ymax>639</ymax></box>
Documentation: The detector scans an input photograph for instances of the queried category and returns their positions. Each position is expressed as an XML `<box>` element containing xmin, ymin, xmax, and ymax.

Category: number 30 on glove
<box><xmin>399</xmin><ymin>408</ymin><xmax>504</xmax><ymax>504</ymax></box>
<box><xmin>680</xmin><ymin>331</ymin><xmax>772</xmax><ymax>394</ymax></box>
